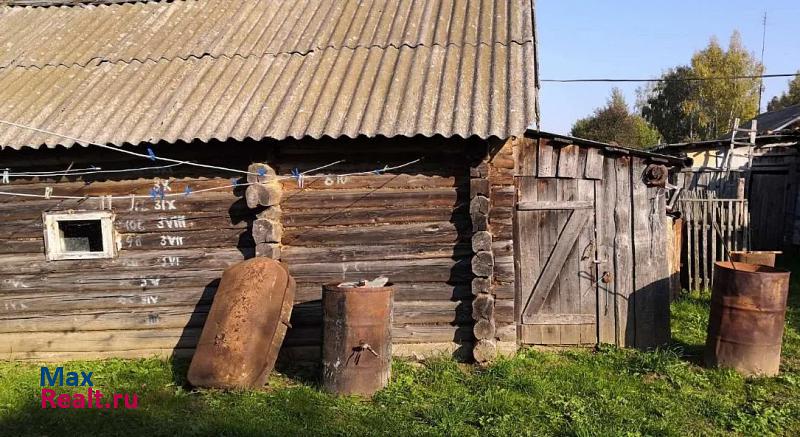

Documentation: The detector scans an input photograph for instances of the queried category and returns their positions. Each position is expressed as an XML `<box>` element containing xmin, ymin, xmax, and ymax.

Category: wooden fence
<box><xmin>677</xmin><ymin>193</ymin><xmax>750</xmax><ymax>291</ymax></box>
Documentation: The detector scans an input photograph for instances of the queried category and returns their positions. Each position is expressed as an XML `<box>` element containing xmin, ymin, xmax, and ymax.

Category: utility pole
<box><xmin>758</xmin><ymin>11</ymin><xmax>767</xmax><ymax>112</ymax></box>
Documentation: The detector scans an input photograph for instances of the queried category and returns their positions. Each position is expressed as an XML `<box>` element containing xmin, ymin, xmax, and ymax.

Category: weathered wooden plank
<box><xmin>0</xmin><ymin>248</ymin><xmax>244</xmax><ymax>276</ymax></box>
<box><xmin>596</xmin><ymin>164</ymin><xmax>617</xmax><ymax>344</ymax></box>
<box><xmin>631</xmin><ymin>158</ymin><xmax>670</xmax><ymax>349</ymax></box>
<box><xmin>684</xmin><ymin>201</ymin><xmax>693</xmax><ymax>291</ymax></box>
<box><xmin>282</xmin><ymin>243</ymin><xmax>472</xmax><ymax>264</ymax></box>
<box><xmin>701</xmin><ymin>199</ymin><xmax>709</xmax><ymax>290</ymax></box>
<box><xmin>1</xmin><ymin>269</ymin><xmax>227</xmax><ymax>293</ymax></box>
<box><xmin>0</xmin><ymin>305</ymin><xmax>210</xmax><ymax>333</ymax></box>
<box><xmin>536</xmin><ymin>178</ymin><xmax>561</xmax><ymax>344</ymax></box>
<box><xmin>517</xmin><ymin>137</ymin><xmax>538</xmax><ymax>176</ymax></box>
<box><xmin>514</xmin><ymin>176</ymin><xmax>540</xmax><ymax>342</ymax></box>
<box><xmin>284</xmin><ymin>188</ymin><xmax>460</xmax><ymax>210</ymax></box>
<box><xmin>283</xmin><ymin>222</ymin><xmax>466</xmax><ymax>246</ymax></box>
<box><xmin>0</xmin><ymin>287</ymin><xmax>215</xmax><ymax>314</ymax></box>
<box><xmin>282</xmin><ymin>206</ymin><xmax>460</xmax><ymax>227</ymax></box>
<box><xmin>613</xmin><ymin>157</ymin><xmax>634</xmax><ymax>347</ymax></box>
<box><xmin>711</xmin><ymin>201</ymin><xmax>717</xmax><ymax>286</ymax></box>
<box><xmin>584</xmin><ymin>148</ymin><xmax>604</xmax><ymax>180</ymax></box>
<box><xmin>517</xmin><ymin>200</ymin><xmax>593</xmax><ymax>210</ymax></box>
<box><xmin>556</xmin><ymin>145</ymin><xmax>579</xmax><ymax>178</ymax></box>
<box><xmin>287</xmin><ymin>258</ymin><xmax>472</xmax><ymax>284</ymax></box>
<box><xmin>521</xmin><ymin>208</ymin><xmax>591</xmax><ymax>323</ymax></box>
<box><xmin>693</xmin><ymin>201</ymin><xmax>700</xmax><ymax>289</ymax></box>
<box><xmin>537</xmin><ymin>139</ymin><xmax>556</xmax><ymax>177</ymax></box>
<box><xmin>4</xmin><ymin>348</ymin><xmax>193</xmax><ymax>363</ymax></box>
<box><xmin>0</xmin><ymin>328</ymin><xmax>202</xmax><ymax>353</ymax></box>
<box><xmin>557</xmin><ymin>178</ymin><xmax>582</xmax><ymax>344</ymax></box>
<box><xmin>0</xmin><ymin>321</ymin><xmax>476</xmax><ymax>354</ymax></box>
<box><xmin>526</xmin><ymin>313</ymin><xmax>596</xmax><ymax>325</ymax></box>
<box><xmin>577</xmin><ymin>178</ymin><xmax>598</xmax><ymax>344</ymax></box>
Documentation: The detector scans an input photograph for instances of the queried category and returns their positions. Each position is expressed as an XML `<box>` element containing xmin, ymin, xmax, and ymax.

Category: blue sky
<box><xmin>536</xmin><ymin>0</ymin><xmax>800</xmax><ymax>134</ymax></box>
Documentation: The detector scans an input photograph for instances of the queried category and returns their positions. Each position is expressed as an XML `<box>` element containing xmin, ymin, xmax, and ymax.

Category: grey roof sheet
<box><xmin>0</xmin><ymin>0</ymin><xmax>534</xmax><ymax>71</ymax></box>
<box><xmin>0</xmin><ymin>0</ymin><xmax>536</xmax><ymax>149</ymax></box>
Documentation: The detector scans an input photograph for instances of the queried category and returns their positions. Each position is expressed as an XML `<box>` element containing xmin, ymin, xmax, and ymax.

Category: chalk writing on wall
<box><xmin>157</xmin><ymin>216</ymin><xmax>187</xmax><ymax>229</ymax></box>
<box><xmin>160</xmin><ymin>236</ymin><xmax>184</xmax><ymax>247</ymax></box>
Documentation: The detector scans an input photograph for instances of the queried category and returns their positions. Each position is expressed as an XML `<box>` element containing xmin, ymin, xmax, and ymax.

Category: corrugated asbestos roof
<box><xmin>0</xmin><ymin>0</ymin><xmax>537</xmax><ymax>149</ymax></box>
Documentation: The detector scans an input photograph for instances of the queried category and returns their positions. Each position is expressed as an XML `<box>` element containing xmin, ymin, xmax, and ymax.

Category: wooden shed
<box><xmin>0</xmin><ymin>0</ymin><xmax>681</xmax><ymax>364</ymax></box>
<box><xmin>515</xmin><ymin>131</ymin><xmax>685</xmax><ymax>348</ymax></box>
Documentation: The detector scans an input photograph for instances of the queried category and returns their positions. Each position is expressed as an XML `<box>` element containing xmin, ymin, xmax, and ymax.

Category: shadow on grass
<box><xmin>669</xmin><ymin>339</ymin><xmax>705</xmax><ymax>367</ymax></box>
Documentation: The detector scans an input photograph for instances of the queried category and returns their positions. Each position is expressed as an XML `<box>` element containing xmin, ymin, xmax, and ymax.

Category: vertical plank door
<box><xmin>516</xmin><ymin>182</ymin><xmax>598</xmax><ymax>345</ymax></box>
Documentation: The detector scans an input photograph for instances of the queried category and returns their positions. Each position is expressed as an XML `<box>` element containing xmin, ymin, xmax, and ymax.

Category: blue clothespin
<box><xmin>373</xmin><ymin>165</ymin><xmax>389</xmax><ymax>175</ymax></box>
<box><xmin>184</xmin><ymin>185</ymin><xmax>192</xmax><ymax>197</ymax></box>
<box><xmin>231</xmin><ymin>177</ymin><xmax>239</xmax><ymax>187</ymax></box>
<box><xmin>149</xmin><ymin>187</ymin><xmax>160</xmax><ymax>200</ymax></box>
<box><xmin>147</xmin><ymin>148</ymin><xmax>157</xmax><ymax>161</ymax></box>
<box><xmin>291</xmin><ymin>168</ymin><xmax>304</xmax><ymax>188</ymax></box>
<box><xmin>257</xmin><ymin>167</ymin><xmax>267</xmax><ymax>177</ymax></box>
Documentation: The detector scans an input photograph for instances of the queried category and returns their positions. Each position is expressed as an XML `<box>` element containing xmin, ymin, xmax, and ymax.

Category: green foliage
<box><xmin>640</xmin><ymin>66</ymin><xmax>700</xmax><ymax>143</ymax></box>
<box><xmin>571</xmin><ymin>88</ymin><xmax>661</xmax><ymax>148</ymax></box>
<box><xmin>685</xmin><ymin>31</ymin><xmax>762</xmax><ymax>139</ymax></box>
<box><xmin>639</xmin><ymin>31</ymin><xmax>764</xmax><ymax>142</ymax></box>
<box><xmin>767</xmin><ymin>72</ymin><xmax>800</xmax><ymax>112</ymax></box>
<box><xmin>1</xmin><ymin>262</ymin><xmax>798</xmax><ymax>436</ymax></box>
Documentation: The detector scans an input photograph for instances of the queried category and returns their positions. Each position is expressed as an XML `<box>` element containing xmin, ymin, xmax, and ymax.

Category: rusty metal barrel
<box><xmin>705</xmin><ymin>262</ymin><xmax>791</xmax><ymax>376</ymax></box>
<box><xmin>322</xmin><ymin>283</ymin><xmax>393</xmax><ymax>396</ymax></box>
<box><xmin>730</xmin><ymin>251</ymin><xmax>781</xmax><ymax>267</ymax></box>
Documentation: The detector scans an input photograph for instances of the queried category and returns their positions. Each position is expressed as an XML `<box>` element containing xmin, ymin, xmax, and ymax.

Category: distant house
<box><xmin>0</xmin><ymin>0</ymin><xmax>683</xmax><ymax>363</ymax></box>
<box><xmin>657</xmin><ymin>105</ymin><xmax>800</xmax><ymax>250</ymax></box>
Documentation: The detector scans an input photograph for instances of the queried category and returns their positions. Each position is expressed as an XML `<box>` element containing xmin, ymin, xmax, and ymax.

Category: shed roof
<box><xmin>0</xmin><ymin>0</ymin><xmax>537</xmax><ymax>150</ymax></box>
<box><xmin>526</xmin><ymin>130</ymin><xmax>691</xmax><ymax>167</ymax></box>
<box><xmin>723</xmin><ymin>104</ymin><xmax>800</xmax><ymax>139</ymax></box>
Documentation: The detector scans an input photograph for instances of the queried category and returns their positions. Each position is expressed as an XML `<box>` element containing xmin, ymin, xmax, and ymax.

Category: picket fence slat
<box><xmin>677</xmin><ymin>197</ymin><xmax>750</xmax><ymax>291</ymax></box>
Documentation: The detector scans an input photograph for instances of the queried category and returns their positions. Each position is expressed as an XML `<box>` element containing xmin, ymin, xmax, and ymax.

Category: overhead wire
<box><xmin>540</xmin><ymin>73</ymin><xmax>798</xmax><ymax>83</ymax></box>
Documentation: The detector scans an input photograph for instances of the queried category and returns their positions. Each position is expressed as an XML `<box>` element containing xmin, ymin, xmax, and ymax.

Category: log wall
<box><xmin>0</xmin><ymin>136</ymin><xmax>512</xmax><ymax>362</ymax></box>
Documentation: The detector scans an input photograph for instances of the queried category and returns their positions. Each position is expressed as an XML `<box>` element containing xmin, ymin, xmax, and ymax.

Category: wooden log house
<box><xmin>0</xmin><ymin>0</ymin><xmax>684</xmax><ymax>363</ymax></box>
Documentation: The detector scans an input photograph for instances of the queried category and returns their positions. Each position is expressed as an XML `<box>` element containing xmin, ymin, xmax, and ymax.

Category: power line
<box><xmin>758</xmin><ymin>11</ymin><xmax>768</xmax><ymax>112</ymax></box>
<box><xmin>541</xmin><ymin>73</ymin><xmax>797</xmax><ymax>83</ymax></box>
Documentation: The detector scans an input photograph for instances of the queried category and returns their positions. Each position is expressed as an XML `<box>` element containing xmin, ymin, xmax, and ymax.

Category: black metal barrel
<box><xmin>322</xmin><ymin>283</ymin><xmax>393</xmax><ymax>396</ymax></box>
<box><xmin>705</xmin><ymin>262</ymin><xmax>790</xmax><ymax>376</ymax></box>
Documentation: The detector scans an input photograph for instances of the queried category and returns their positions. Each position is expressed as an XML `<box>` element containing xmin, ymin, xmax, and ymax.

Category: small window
<box><xmin>43</xmin><ymin>211</ymin><xmax>117</xmax><ymax>260</ymax></box>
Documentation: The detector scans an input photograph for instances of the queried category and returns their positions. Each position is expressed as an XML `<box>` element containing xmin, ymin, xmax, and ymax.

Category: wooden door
<box><xmin>515</xmin><ymin>177</ymin><xmax>599</xmax><ymax>345</ymax></box>
<box><xmin>749</xmin><ymin>171</ymin><xmax>788</xmax><ymax>250</ymax></box>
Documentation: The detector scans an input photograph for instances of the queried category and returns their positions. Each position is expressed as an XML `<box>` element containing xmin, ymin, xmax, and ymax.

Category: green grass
<box><xmin>2</xmin><ymin>264</ymin><xmax>799</xmax><ymax>436</ymax></box>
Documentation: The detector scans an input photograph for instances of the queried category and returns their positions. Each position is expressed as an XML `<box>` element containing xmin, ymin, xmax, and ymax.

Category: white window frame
<box><xmin>42</xmin><ymin>211</ymin><xmax>117</xmax><ymax>261</ymax></box>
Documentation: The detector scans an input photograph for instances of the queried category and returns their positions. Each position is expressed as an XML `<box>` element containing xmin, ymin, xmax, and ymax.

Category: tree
<box><xmin>571</xmin><ymin>88</ymin><xmax>661</xmax><ymax>148</ymax></box>
<box><xmin>640</xmin><ymin>66</ymin><xmax>699</xmax><ymax>143</ymax></box>
<box><xmin>685</xmin><ymin>32</ymin><xmax>762</xmax><ymax>139</ymax></box>
<box><xmin>767</xmin><ymin>72</ymin><xmax>800</xmax><ymax>112</ymax></box>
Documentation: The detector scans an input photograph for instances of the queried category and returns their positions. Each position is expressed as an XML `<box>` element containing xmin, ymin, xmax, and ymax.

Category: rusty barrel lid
<box><xmin>713</xmin><ymin>261</ymin><xmax>786</xmax><ymax>275</ymax></box>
